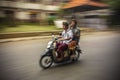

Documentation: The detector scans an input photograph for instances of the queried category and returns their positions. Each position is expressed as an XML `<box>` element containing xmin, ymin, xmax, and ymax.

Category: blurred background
<box><xmin>0</xmin><ymin>0</ymin><xmax>120</xmax><ymax>32</ymax></box>
<box><xmin>0</xmin><ymin>1</ymin><xmax>120</xmax><ymax>80</ymax></box>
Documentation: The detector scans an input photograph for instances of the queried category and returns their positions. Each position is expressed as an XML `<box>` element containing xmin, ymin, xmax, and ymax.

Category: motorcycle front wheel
<box><xmin>39</xmin><ymin>55</ymin><xmax>53</xmax><ymax>69</ymax></box>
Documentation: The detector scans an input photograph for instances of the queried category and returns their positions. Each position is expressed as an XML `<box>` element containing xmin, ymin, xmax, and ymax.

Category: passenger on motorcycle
<box><xmin>69</xmin><ymin>19</ymin><xmax>82</xmax><ymax>53</ymax></box>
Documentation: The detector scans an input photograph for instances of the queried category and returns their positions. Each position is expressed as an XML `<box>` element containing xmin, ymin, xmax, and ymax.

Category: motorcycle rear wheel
<box><xmin>39</xmin><ymin>55</ymin><xmax>53</xmax><ymax>69</ymax></box>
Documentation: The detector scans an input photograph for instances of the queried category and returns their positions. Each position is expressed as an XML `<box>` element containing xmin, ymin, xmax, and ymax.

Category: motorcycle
<box><xmin>39</xmin><ymin>35</ymin><xmax>81</xmax><ymax>69</ymax></box>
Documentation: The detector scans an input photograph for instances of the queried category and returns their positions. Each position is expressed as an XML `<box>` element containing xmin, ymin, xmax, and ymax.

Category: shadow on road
<box><xmin>40</xmin><ymin>59</ymin><xmax>84</xmax><ymax>71</ymax></box>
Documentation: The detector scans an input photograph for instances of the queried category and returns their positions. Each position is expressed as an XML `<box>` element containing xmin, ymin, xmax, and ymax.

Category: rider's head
<box><xmin>63</xmin><ymin>22</ymin><xmax>69</xmax><ymax>30</ymax></box>
<box><xmin>70</xmin><ymin>19</ymin><xmax>77</xmax><ymax>28</ymax></box>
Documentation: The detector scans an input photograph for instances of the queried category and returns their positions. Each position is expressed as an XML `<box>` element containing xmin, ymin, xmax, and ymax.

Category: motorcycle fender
<box><xmin>41</xmin><ymin>49</ymin><xmax>52</xmax><ymax>56</ymax></box>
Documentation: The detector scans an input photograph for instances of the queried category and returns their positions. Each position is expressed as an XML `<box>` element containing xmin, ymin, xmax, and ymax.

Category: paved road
<box><xmin>0</xmin><ymin>32</ymin><xmax>120</xmax><ymax>80</ymax></box>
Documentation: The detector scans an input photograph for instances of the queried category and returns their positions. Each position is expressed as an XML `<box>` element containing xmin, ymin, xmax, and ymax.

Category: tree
<box><xmin>92</xmin><ymin>0</ymin><xmax>120</xmax><ymax>25</ymax></box>
<box><xmin>102</xmin><ymin>0</ymin><xmax>120</xmax><ymax>25</ymax></box>
<box><xmin>109</xmin><ymin>0</ymin><xmax>120</xmax><ymax>25</ymax></box>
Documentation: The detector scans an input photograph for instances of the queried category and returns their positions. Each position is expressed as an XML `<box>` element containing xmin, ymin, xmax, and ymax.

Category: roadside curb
<box><xmin>0</xmin><ymin>36</ymin><xmax>52</xmax><ymax>43</ymax></box>
<box><xmin>0</xmin><ymin>30</ymin><xmax>61</xmax><ymax>39</ymax></box>
<box><xmin>0</xmin><ymin>28</ymin><xmax>119</xmax><ymax>43</ymax></box>
<box><xmin>0</xmin><ymin>28</ymin><xmax>95</xmax><ymax>39</ymax></box>
<box><xmin>0</xmin><ymin>28</ymin><xmax>93</xmax><ymax>43</ymax></box>
<box><xmin>0</xmin><ymin>31</ymin><xmax>118</xmax><ymax>43</ymax></box>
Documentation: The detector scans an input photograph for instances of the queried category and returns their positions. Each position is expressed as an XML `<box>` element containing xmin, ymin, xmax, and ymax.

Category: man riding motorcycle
<box><xmin>56</xmin><ymin>22</ymin><xmax>74</xmax><ymax>60</ymax></box>
<box><xmin>39</xmin><ymin>22</ymin><xmax>80</xmax><ymax>69</ymax></box>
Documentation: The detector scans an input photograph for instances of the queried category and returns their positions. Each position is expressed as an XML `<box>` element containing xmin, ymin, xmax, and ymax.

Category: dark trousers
<box><xmin>56</xmin><ymin>43</ymin><xmax>68</xmax><ymax>58</ymax></box>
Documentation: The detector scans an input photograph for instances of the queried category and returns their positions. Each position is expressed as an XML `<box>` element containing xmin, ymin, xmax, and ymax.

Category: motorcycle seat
<box><xmin>68</xmin><ymin>41</ymin><xmax>77</xmax><ymax>50</ymax></box>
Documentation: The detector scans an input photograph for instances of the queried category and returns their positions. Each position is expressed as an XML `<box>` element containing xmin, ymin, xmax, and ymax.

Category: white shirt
<box><xmin>61</xmin><ymin>29</ymin><xmax>73</xmax><ymax>44</ymax></box>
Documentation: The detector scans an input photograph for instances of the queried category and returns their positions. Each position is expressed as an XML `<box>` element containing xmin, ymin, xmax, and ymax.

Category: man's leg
<box><xmin>77</xmin><ymin>41</ymin><xmax>82</xmax><ymax>53</ymax></box>
<box><xmin>57</xmin><ymin>43</ymin><xmax>68</xmax><ymax>58</ymax></box>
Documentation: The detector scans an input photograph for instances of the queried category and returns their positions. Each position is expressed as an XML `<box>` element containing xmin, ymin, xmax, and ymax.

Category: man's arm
<box><xmin>62</xmin><ymin>30</ymin><xmax>73</xmax><ymax>41</ymax></box>
<box><xmin>74</xmin><ymin>29</ymin><xmax>80</xmax><ymax>38</ymax></box>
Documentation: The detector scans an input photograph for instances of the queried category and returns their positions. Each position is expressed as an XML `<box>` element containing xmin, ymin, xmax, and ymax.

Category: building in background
<box><xmin>0</xmin><ymin>0</ymin><xmax>70</xmax><ymax>25</ymax></box>
<box><xmin>62</xmin><ymin>0</ymin><xmax>110</xmax><ymax>30</ymax></box>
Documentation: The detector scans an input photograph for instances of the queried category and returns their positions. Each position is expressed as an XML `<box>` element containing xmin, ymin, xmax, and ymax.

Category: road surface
<box><xmin>0</xmin><ymin>32</ymin><xmax>120</xmax><ymax>80</ymax></box>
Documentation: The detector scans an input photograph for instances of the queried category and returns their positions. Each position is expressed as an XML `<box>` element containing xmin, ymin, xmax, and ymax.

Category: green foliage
<box><xmin>101</xmin><ymin>0</ymin><xmax>120</xmax><ymax>25</ymax></box>
<box><xmin>0</xmin><ymin>16</ymin><xmax>17</xmax><ymax>27</ymax></box>
<box><xmin>108</xmin><ymin>0</ymin><xmax>120</xmax><ymax>9</ymax></box>
<box><xmin>47</xmin><ymin>15</ymin><xmax>57</xmax><ymax>25</ymax></box>
<box><xmin>0</xmin><ymin>25</ymin><xmax>62</xmax><ymax>33</ymax></box>
<box><xmin>99</xmin><ymin>0</ymin><xmax>120</xmax><ymax>9</ymax></box>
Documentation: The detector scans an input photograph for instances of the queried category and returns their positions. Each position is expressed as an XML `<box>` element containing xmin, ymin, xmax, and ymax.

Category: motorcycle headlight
<box><xmin>47</xmin><ymin>41</ymin><xmax>52</xmax><ymax>48</ymax></box>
